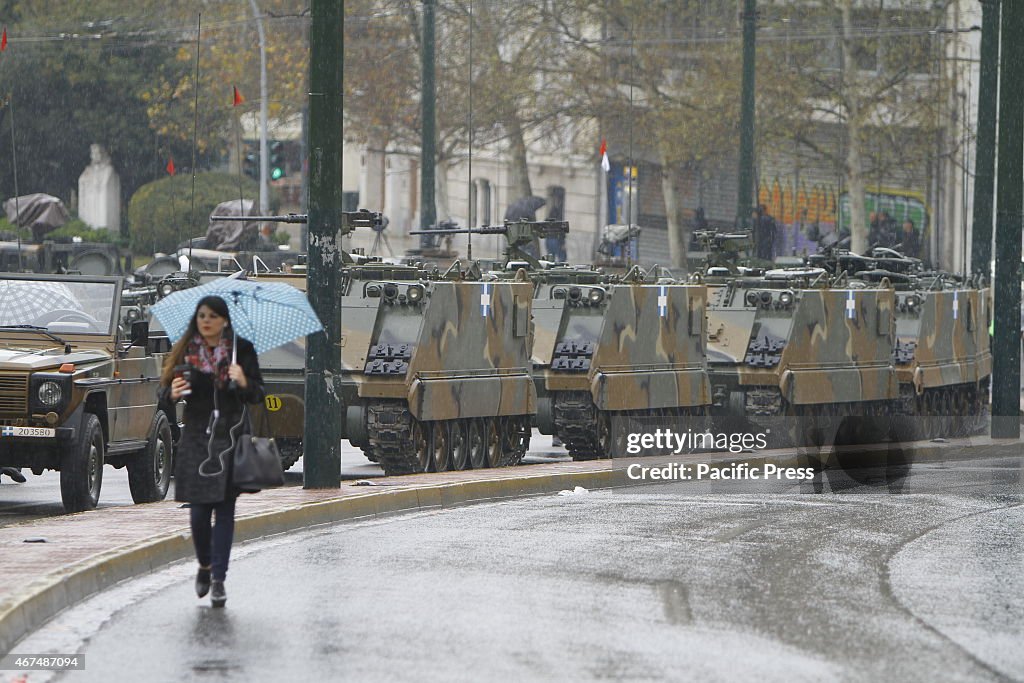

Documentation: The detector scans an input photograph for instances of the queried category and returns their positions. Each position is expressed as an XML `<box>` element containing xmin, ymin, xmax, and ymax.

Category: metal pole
<box><xmin>736</xmin><ymin>0</ymin><xmax>756</xmax><ymax>230</ymax></box>
<box><xmin>249</xmin><ymin>0</ymin><xmax>270</xmax><ymax>215</ymax></box>
<box><xmin>971</xmin><ymin>0</ymin><xmax>1000</xmax><ymax>277</ymax></box>
<box><xmin>992</xmin><ymin>0</ymin><xmax>1022</xmax><ymax>439</ymax></box>
<box><xmin>304</xmin><ymin>0</ymin><xmax>343</xmax><ymax>487</ymax></box>
<box><xmin>420</xmin><ymin>0</ymin><xmax>437</xmax><ymax>247</ymax></box>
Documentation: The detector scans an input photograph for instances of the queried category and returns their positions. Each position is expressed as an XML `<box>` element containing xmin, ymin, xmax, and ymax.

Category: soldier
<box><xmin>898</xmin><ymin>219</ymin><xmax>920</xmax><ymax>259</ymax></box>
<box><xmin>751</xmin><ymin>205</ymin><xmax>777</xmax><ymax>262</ymax></box>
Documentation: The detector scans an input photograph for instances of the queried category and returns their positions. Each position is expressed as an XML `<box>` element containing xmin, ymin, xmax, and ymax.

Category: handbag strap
<box><xmin>248</xmin><ymin>398</ymin><xmax>273</xmax><ymax>437</ymax></box>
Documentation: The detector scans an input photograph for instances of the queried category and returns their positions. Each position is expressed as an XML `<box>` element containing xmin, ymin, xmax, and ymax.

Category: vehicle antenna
<box><xmin>187</xmin><ymin>14</ymin><xmax>203</xmax><ymax>270</ymax></box>
<box><xmin>467</xmin><ymin>0</ymin><xmax>474</xmax><ymax>262</ymax></box>
<box><xmin>6</xmin><ymin>94</ymin><xmax>22</xmax><ymax>272</ymax></box>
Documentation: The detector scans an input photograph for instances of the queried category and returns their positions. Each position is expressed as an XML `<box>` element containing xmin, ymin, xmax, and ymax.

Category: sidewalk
<box><xmin>1</xmin><ymin>435</ymin><xmax>1021</xmax><ymax>656</ymax></box>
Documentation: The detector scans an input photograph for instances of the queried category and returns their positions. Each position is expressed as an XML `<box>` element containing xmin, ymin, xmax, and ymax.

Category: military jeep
<box><xmin>0</xmin><ymin>273</ymin><xmax>173</xmax><ymax>512</ymax></box>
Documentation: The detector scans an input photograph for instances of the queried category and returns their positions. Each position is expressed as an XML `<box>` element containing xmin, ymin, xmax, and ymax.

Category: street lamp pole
<box><xmin>992</xmin><ymin>0</ymin><xmax>1022</xmax><ymax>439</ymax></box>
<box><xmin>970</xmin><ymin>0</ymin><xmax>1000</xmax><ymax>277</ymax></box>
<box><xmin>304</xmin><ymin>0</ymin><xmax>344</xmax><ymax>487</ymax></box>
<box><xmin>736</xmin><ymin>0</ymin><xmax>757</xmax><ymax>230</ymax></box>
<box><xmin>249</xmin><ymin>0</ymin><xmax>270</xmax><ymax>214</ymax></box>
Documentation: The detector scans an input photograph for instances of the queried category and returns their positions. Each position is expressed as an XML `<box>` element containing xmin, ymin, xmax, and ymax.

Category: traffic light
<box><xmin>243</xmin><ymin>150</ymin><xmax>259</xmax><ymax>179</ymax></box>
<box><xmin>270</xmin><ymin>140</ymin><xmax>286</xmax><ymax>180</ymax></box>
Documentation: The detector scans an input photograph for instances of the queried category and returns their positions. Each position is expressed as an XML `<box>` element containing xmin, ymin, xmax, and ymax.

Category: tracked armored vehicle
<box><xmin>418</xmin><ymin>220</ymin><xmax>711</xmax><ymax>461</ymax></box>
<box><xmin>809</xmin><ymin>247</ymin><xmax>992</xmax><ymax>438</ymax></box>
<box><xmin>699</xmin><ymin>232</ymin><xmax>898</xmax><ymax>441</ymax></box>
<box><xmin>212</xmin><ymin>211</ymin><xmax>537</xmax><ymax>476</ymax></box>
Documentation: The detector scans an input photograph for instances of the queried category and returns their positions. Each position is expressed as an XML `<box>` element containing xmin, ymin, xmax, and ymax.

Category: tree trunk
<box><xmin>659</xmin><ymin>151</ymin><xmax>688</xmax><ymax>272</ymax></box>
<box><xmin>435</xmin><ymin>157</ymin><xmax>451</xmax><ymax>223</ymax></box>
<box><xmin>840</xmin><ymin>0</ymin><xmax>869</xmax><ymax>255</ymax></box>
<box><xmin>506</xmin><ymin>114</ymin><xmax>533</xmax><ymax>200</ymax></box>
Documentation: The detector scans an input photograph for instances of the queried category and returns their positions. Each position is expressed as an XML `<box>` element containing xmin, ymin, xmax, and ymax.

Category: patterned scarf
<box><xmin>186</xmin><ymin>333</ymin><xmax>233</xmax><ymax>389</ymax></box>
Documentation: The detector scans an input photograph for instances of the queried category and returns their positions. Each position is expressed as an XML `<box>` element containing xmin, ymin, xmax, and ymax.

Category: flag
<box><xmin>233</xmin><ymin>86</ymin><xmax>244</xmax><ymax>107</ymax></box>
<box><xmin>599</xmin><ymin>138</ymin><xmax>610</xmax><ymax>173</ymax></box>
<box><xmin>166</xmin><ymin>157</ymin><xmax>176</xmax><ymax>176</ymax></box>
<box><xmin>1</xmin><ymin>27</ymin><xmax>8</xmax><ymax>52</ymax></box>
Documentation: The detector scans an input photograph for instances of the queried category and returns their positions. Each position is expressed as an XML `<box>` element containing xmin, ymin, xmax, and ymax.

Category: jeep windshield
<box><xmin>0</xmin><ymin>275</ymin><xmax>119</xmax><ymax>336</ymax></box>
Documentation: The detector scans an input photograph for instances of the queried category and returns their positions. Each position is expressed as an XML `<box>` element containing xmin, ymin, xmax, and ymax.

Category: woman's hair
<box><xmin>160</xmin><ymin>296</ymin><xmax>231</xmax><ymax>386</ymax></box>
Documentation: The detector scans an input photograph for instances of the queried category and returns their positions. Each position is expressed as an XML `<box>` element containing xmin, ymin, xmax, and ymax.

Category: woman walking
<box><xmin>159</xmin><ymin>295</ymin><xmax>265</xmax><ymax>608</ymax></box>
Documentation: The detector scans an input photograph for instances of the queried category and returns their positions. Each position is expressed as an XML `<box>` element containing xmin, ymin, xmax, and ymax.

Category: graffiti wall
<box><xmin>757</xmin><ymin>178</ymin><xmax>929</xmax><ymax>257</ymax></box>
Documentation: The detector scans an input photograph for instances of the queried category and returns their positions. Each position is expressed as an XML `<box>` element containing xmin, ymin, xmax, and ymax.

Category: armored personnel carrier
<box><xmin>809</xmin><ymin>247</ymin><xmax>992</xmax><ymax>438</ymax></box>
<box><xmin>892</xmin><ymin>278</ymin><xmax>991</xmax><ymax>437</ymax></box>
<box><xmin>418</xmin><ymin>220</ymin><xmax>710</xmax><ymax>460</ymax></box>
<box><xmin>698</xmin><ymin>231</ymin><xmax>898</xmax><ymax>442</ymax></box>
<box><xmin>210</xmin><ymin>211</ymin><xmax>537</xmax><ymax>476</ymax></box>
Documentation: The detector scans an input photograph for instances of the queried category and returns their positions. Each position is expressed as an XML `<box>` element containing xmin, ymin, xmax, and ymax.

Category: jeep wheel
<box><xmin>60</xmin><ymin>413</ymin><xmax>104</xmax><ymax>513</ymax></box>
<box><xmin>128</xmin><ymin>411</ymin><xmax>174</xmax><ymax>504</ymax></box>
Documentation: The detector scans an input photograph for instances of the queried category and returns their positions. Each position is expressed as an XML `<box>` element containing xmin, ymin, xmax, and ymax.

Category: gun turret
<box><xmin>695</xmin><ymin>229</ymin><xmax>754</xmax><ymax>275</ymax></box>
<box><xmin>208</xmin><ymin>209</ymin><xmax>384</xmax><ymax>263</ymax></box>
<box><xmin>410</xmin><ymin>218</ymin><xmax>569</xmax><ymax>270</ymax></box>
<box><xmin>209</xmin><ymin>209</ymin><xmax>384</xmax><ymax>232</ymax></box>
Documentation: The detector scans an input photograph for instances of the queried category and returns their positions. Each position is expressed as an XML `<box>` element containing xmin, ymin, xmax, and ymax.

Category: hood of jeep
<box><xmin>0</xmin><ymin>348</ymin><xmax>110</xmax><ymax>371</ymax></box>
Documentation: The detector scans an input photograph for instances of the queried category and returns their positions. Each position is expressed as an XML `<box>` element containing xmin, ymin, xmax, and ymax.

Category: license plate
<box><xmin>1</xmin><ymin>426</ymin><xmax>55</xmax><ymax>438</ymax></box>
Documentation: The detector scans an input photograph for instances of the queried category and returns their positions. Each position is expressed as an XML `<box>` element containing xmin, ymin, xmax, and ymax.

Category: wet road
<box><xmin>0</xmin><ymin>434</ymin><xmax>570</xmax><ymax>527</ymax></box>
<box><xmin>13</xmin><ymin>453</ymin><xmax>1023</xmax><ymax>682</ymax></box>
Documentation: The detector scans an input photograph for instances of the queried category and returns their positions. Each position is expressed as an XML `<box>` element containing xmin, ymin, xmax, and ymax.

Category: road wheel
<box><xmin>467</xmin><ymin>419</ymin><xmax>486</xmax><ymax>469</ymax></box>
<box><xmin>277</xmin><ymin>438</ymin><xmax>303</xmax><ymax>470</ymax></box>
<box><xmin>411</xmin><ymin>419</ymin><xmax>431</xmax><ymax>473</ymax></box>
<box><xmin>128</xmin><ymin>411</ymin><xmax>173</xmax><ymax>504</ymax></box>
<box><xmin>484</xmin><ymin>418</ymin><xmax>502</xmax><ymax>468</ymax></box>
<box><xmin>430</xmin><ymin>421</ymin><xmax>451</xmax><ymax>472</ymax></box>
<box><xmin>60</xmin><ymin>413</ymin><xmax>104</xmax><ymax>513</ymax></box>
<box><xmin>449</xmin><ymin>420</ymin><xmax>469</xmax><ymax>471</ymax></box>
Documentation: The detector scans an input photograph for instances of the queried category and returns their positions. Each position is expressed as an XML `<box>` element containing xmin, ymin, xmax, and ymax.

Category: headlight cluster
<box><xmin>899</xmin><ymin>294</ymin><xmax>922</xmax><ymax>313</ymax></box>
<box><xmin>366</xmin><ymin>282</ymin><xmax>426</xmax><ymax>305</ymax></box>
<box><xmin>30</xmin><ymin>374</ymin><xmax>71</xmax><ymax>413</ymax></box>
<box><xmin>38</xmin><ymin>381</ymin><xmax>63</xmax><ymax>406</ymax></box>
<box><xmin>552</xmin><ymin>286</ymin><xmax>606</xmax><ymax>306</ymax></box>
<box><xmin>742</xmin><ymin>290</ymin><xmax>795</xmax><ymax>309</ymax></box>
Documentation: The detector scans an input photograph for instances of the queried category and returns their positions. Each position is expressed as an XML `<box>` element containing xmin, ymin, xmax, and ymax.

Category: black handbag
<box><xmin>233</xmin><ymin>405</ymin><xmax>284</xmax><ymax>492</ymax></box>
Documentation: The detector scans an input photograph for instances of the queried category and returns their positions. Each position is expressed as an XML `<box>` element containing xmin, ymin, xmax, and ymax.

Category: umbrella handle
<box><xmin>228</xmin><ymin>330</ymin><xmax>239</xmax><ymax>392</ymax></box>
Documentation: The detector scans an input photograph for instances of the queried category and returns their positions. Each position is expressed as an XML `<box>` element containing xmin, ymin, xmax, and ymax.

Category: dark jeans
<box><xmin>190</xmin><ymin>497</ymin><xmax>237</xmax><ymax>581</ymax></box>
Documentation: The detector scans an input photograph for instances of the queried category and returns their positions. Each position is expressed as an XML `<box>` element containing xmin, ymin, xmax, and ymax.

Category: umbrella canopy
<box><xmin>503</xmin><ymin>196</ymin><xmax>546</xmax><ymax>222</ymax></box>
<box><xmin>0</xmin><ymin>280</ymin><xmax>80</xmax><ymax>326</ymax></box>
<box><xmin>149</xmin><ymin>278</ymin><xmax>323</xmax><ymax>355</ymax></box>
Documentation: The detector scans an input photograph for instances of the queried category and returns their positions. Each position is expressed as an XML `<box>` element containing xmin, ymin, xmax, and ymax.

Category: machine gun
<box><xmin>208</xmin><ymin>210</ymin><xmax>384</xmax><ymax>263</ymax></box>
<box><xmin>410</xmin><ymin>218</ymin><xmax>569</xmax><ymax>271</ymax></box>
<box><xmin>694</xmin><ymin>229</ymin><xmax>754</xmax><ymax>275</ymax></box>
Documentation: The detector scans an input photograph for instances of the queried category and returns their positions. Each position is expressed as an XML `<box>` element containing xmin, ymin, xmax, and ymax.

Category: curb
<box><xmin>1</xmin><ymin>435</ymin><xmax>1020</xmax><ymax>655</ymax></box>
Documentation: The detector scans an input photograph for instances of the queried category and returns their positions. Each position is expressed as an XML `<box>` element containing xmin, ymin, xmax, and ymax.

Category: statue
<box><xmin>78</xmin><ymin>144</ymin><xmax>121</xmax><ymax>231</ymax></box>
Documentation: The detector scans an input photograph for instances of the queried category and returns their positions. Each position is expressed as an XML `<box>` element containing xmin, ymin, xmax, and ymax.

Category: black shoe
<box><xmin>1</xmin><ymin>467</ymin><xmax>26</xmax><ymax>483</ymax></box>
<box><xmin>210</xmin><ymin>580</ymin><xmax>226</xmax><ymax>608</ymax></box>
<box><xmin>195</xmin><ymin>567</ymin><xmax>211</xmax><ymax>598</ymax></box>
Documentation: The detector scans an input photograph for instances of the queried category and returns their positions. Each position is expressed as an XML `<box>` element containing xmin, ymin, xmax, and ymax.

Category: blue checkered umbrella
<box><xmin>150</xmin><ymin>278</ymin><xmax>323</xmax><ymax>354</ymax></box>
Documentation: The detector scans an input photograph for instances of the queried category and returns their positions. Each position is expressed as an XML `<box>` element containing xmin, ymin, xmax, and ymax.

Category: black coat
<box><xmin>158</xmin><ymin>337</ymin><xmax>265</xmax><ymax>504</ymax></box>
